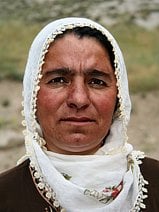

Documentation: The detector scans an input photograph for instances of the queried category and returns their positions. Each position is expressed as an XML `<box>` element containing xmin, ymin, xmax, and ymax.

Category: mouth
<box><xmin>60</xmin><ymin>117</ymin><xmax>96</xmax><ymax>126</ymax></box>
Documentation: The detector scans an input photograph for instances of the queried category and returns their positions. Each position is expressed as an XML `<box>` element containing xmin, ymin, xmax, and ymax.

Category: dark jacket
<box><xmin>0</xmin><ymin>157</ymin><xmax>159</xmax><ymax>212</ymax></box>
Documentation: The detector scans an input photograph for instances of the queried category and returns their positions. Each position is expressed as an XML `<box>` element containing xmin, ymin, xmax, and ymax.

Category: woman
<box><xmin>0</xmin><ymin>17</ymin><xmax>159</xmax><ymax>212</ymax></box>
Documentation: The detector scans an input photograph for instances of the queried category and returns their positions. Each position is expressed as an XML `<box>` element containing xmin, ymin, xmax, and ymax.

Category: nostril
<box><xmin>67</xmin><ymin>101</ymin><xmax>90</xmax><ymax>110</ymax></box>
<box><xmin>68</xmin><ymin>102</ymin><xmax>77</xmax><ymax>109</ymax></box>
<box><xmin>67</xmin><ymin>92</ymin><xmax>90</xmax><ymax>110</ymax></box>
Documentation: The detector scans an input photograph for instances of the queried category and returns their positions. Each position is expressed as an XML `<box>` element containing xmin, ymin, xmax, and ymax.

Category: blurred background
<box><xmin>0</xmin><ymin>0</ymin><xmax>159</xmax><ymax>172</ymax></box>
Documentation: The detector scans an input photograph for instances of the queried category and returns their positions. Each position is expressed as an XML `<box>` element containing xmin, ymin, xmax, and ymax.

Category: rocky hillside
<box><xmin>0</xmin><ymin>0</ymin><xmax>159</xmax><ymax>29</ymax></box>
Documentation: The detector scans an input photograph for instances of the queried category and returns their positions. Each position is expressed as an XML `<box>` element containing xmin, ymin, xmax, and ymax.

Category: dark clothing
<box><xmin>0</xmin><ymin>157</ymin><xmax>159</xmax><ymax>212</ymax></box>
<box><xmin>0</xmin><ymin>160</ymin><xmax>54</xmax><ymax>212</ymax></box>
<box><xmin>140</xmin><ymin>157</ymin><xmax>159</xmax><ymax>212</ymax></box>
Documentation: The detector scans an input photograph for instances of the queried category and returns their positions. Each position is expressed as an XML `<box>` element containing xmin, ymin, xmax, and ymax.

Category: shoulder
<box><xmin>0</xmin><ymin>159</ymin><xmax>30</xmax><ymax>176</ymax></box>
<box><xmin>140</xmin><ymin>157</ymin><xmax>159</xmax><ymax>184</ymax></box>
<box><xmin>0</xmin><ymin>159</ymin><xmax>30</xmax><ymax>185</ymax></box>
<box><xmin>0</xmin><ymin>159</ymin><xmax>52</xmax><ymax>211</ymax></box>
<box><xmin>0</xmin><ymin>159</ymin><xmax>30</xmax><ymax>195</ymax></box>
<box><xmin>140</xmin><ymin>157</ymin><xmax>159</xmax><ymax>211</ymax></box>
<box><xmin>0</xmin><ymin>159</ymin><xmax>30</xmax><ymax>210</ymax></box>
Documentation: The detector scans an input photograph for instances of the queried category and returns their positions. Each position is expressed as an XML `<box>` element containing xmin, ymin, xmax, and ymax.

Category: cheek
<box><xmin>36</xmin><ymin>88</ymin><xmax>62</xmax><ymax>119</ymax></box>
<box><xmin>95</xmin><ymin>92</ymin><xmax>117</xmax><ymax>122</ymax></box>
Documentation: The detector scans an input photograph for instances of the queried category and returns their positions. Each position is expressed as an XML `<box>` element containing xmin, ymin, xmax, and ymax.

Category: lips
<box><xmin>60</xmin><ymin>117</ymin><xmax>96</xmax><ymax>125</ymax></box>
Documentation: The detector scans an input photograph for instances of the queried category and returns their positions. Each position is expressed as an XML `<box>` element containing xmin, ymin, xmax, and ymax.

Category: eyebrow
<box><xmin>43</xmin><ymin>67</ymin><xmax>113</xmax><ymax>80</ymax></box>
<box><xmin>86</xmin><ymin>69</ymin><xmax>111</xmax><ymax>78</ymax></box>
<box><xmin>44</xmin><ymin>68</ymin><xmax>72</xmax><ymax>77</ymax></box>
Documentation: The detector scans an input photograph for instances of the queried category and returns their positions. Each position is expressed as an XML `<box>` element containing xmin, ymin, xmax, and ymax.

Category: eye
<box><xmin>88</xmin><ymin>78</ymin><xmax>107</xmax><ymax>88</ymax></box>
<box><xmin>48</xmin><ymin>77</ymin><xmax>69</xmax><ymax>85</ymax></box>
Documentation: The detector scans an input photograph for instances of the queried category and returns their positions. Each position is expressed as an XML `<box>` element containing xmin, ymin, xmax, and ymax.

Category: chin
<box><xmin>59</xmin><ymin>140</ymin><xmax>102</xmax><ymax>155</ymax></box>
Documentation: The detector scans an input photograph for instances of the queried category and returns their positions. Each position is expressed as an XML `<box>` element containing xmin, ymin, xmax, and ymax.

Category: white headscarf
<box><xmin>20</xmin><ymin>17</ymin><xmax>148</xmax><ymax>211</ymax></box>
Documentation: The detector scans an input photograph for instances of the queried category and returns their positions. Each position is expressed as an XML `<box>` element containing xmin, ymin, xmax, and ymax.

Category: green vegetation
<box><xmin>0</xmin><ymin>116</ymin><xmax>21</xmax><ymax>130</ymax></box>
<box><xmin>0</xmin><ymin>20</ymin><xmax>43</xmax><ymax>81</ymax></box>
<box><xmin>0</xmin><ymin>19</ymin><xmax>158</xmax><ymax>93</ymax></box>
<box><xmin>110</xmin><ymin>24</ymin><xmax>159</xmax><ymax>93</ymax></box>
<box><xmin>0</xmin><ymin>118</ymin><xmax>10</xmax><ymax>129</ymax></box>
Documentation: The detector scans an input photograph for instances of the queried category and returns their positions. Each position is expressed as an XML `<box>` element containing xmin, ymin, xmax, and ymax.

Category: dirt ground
<box><xmin>0</xmin><ymin>80</ymin><xmax>159</xmax><ymax>173</ymax></box>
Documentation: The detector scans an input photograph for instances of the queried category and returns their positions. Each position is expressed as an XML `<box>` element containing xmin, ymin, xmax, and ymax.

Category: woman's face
<box><xmin>36</xmin><ymin>33</ymin><xmax>117</xmax><ymax>155</ymax></box>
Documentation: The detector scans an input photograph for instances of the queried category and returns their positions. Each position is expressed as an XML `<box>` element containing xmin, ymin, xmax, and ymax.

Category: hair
<box><xmin>54</xmin><ymin>26</ymin><xmax>115</xmax><ymax>69</ymax></box>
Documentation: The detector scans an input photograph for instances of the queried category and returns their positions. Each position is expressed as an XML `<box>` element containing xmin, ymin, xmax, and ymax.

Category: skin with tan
<box><xmin>36</xmin><ymin>33</ymin><xmax>117</xmax><ymax>155</ymax></box>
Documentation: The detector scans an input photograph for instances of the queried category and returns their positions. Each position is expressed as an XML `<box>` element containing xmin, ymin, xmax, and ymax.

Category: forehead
<box><xmin>48</xmin><ymin>33</ymin><xmax>110</xmax><ymax>57</ymax></box>
<box><xmin>48</xmin><ymin>28</ymin><xmax>114</xmax><ymax>62</ymax></box>
<box><xmin>42</xmin><ymin>33</ymin><xmax>114</xmax><ymax>75</ymax></box>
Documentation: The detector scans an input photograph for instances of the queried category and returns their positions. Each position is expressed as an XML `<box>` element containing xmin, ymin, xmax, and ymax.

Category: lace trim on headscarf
<box><xmin>130</xmin><ymin>151</ymin><xmax>148</xmax><ymax>211</ymax></box>
<box><xmin>28</xmin><ymin>150</ymin><xmax>148</xmax><ymax>212</ymax></box>
<box><xmin>21</xmin><ymin>21</ymin><xmax>126</xmax><ymax>148</ymax></box>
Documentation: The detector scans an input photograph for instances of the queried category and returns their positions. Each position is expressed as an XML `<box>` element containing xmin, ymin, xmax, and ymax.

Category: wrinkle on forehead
<box><xmin>42</xmin><ymin>33</ymin><xmax>114</xmax><ymax>76</ymax></box>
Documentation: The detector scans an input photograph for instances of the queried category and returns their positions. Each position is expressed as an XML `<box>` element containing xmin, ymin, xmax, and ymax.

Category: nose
<box><xmin>67</xmin><ymin>79</ymin><xmax>91</xmax><ymax>110</ymax></box>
